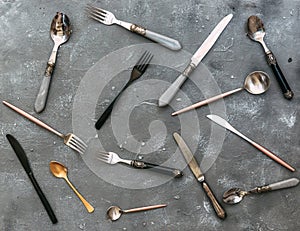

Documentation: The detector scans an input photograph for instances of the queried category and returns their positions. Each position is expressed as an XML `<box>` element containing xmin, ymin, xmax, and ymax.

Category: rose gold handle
<box><xmin>123</xmin><ymin>204</ymin><xmax>167</xmax><ymax>214</ymax></box>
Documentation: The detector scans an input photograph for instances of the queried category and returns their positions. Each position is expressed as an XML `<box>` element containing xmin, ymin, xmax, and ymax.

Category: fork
<box><xmin>95</xmin><ymin>51</ymin><xmax>153</xmax><ymax>130</ymax></box>
<box><xmin>3</xmin><ymin>101</ymin><xmax>87</xmax><ymax>155</ymax></box>
<box><xmin>86</xmin><ymin>4</ymin><xmax>182</xmax><ymax>51</ymax></box>
<box><xmin>97</xmin><ymin>151</ymin><xmax>183</xmax><ymax>178</ymax></box>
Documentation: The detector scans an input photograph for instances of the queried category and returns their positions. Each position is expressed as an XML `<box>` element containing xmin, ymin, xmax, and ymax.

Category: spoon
<box><xmin>34</xmin><ymin>12</ymin><xmax>72</xmax><ymax>113</ymax></box>
<box><xmin>223</xmin><ymin>178</ymin><xmax>299</xmax><ymax>205</ymax></box>
<box><xmin>49</xmin><ymin>161</ymin><xmax>94</xmax><ymax>213</ymax></box>
<box><xmin>172</xmin><ymin>71</ymin><xmax>270</xmax><ymax>116</ymax></box>
<box><xmin>247</xmin><ymin>15</ymin><xmax>293</xmax><ymax>100</ymax></box>
<box><xmin>106</xmin><ymin>204</ymin><xmax>167</xmax><ymax>221</ymax></box>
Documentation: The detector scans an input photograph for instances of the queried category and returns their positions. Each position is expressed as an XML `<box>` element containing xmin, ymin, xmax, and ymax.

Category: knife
<box><xmin>158</xmin><ymin>14</ymin><xmax>233</xmax><ymax>107</ymax></box>
<box><xmin>206</xmin><ymin>114</ymin><xmax>295</xmax><ymax>172</ymax></box>
<box><xmin>6</xmin><ymin>134</ymin><xmax>58</xmax><ymax>224</ymax></box>
<box><xmin>173</xmin><ymin>132</ymin><xmax>226</xmax><ymax>219</ymax></box>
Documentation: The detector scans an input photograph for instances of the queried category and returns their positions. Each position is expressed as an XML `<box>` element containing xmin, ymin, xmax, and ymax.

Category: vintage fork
<box><xmin>3</xmin><ymin>101</ymin><xmax>87</xmax><ymax>155</ymax></box>
<box><xmin>95</xmin><ymin>51</ymin><xmax>153</xmax><ymax>130</ymax></box>
<box><xmin>85</xmin><ymin>4</ymin><xmax>181</xmax><ymax>51</ymax></box>
<box><xmin>97</xmin><ymin>151</ymin><xmax>183</xmax><ymax>178</ymax></box>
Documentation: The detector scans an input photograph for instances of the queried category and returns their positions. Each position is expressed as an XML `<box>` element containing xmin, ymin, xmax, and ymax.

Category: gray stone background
<box><xmin>0</xmin><ymin>0</ymin><xmax>299</xmax><ymax>230</ymax></box>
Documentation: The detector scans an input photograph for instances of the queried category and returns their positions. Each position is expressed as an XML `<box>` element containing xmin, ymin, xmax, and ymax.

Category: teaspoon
<box><xmin>49</xmin><ymin>161</ymin><xmax>94</xmax><ymax>213</ymax></box>
<box><xmin>223</xmin><ymin>178</ymin><xmax>299</xmax><ymax>204</ymax></box>
<box><xmin>106</xmin><ymin>204</ymin><xmax>167</xmax><ymax>221</ymax></box>
<box><xmin>247</xmin><ymin>15</ymin><xmax>293</xmax><ymax>99</ymax></box>
<box><xmin>172</xmin><ymin>71</ymin><xmax>270</xmax><ymax>116</ymax></box>
<box><xmin>34</xmin><ymin>12</ymin><xmax>72</xmax><ymax>113</ymax></box>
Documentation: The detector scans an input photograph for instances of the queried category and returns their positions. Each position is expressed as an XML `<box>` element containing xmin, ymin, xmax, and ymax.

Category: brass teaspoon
<box><xmin>49</xmin><ymin>161</ymin><xmax>94</xmax><ymax>213</ymax></box>
<box><xmin>34</xmin><ymin>12</ymin><xmax>72</xmax><ymax>113</ymax></box>
<box><xmin>247</xmin><ymin>15</ymin><xmax>293</xmax><ymax>99</ymax></box>
<box><xmin>223</xmin><ymin>178</ymin><xmax>299</xmax><ymax>204</ymax></box>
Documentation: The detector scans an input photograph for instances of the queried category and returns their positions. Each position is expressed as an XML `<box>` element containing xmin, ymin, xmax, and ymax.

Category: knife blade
<box><xmin>158</xmin><ymin>14</ymin><xmax>233</xmax><ymax>107</ymax></box>
<box><xmin>173</xmin><ymin>132</ymin><xmax>226</xmax><ymax>219</ymax></box>
<box><xmin>6</xmin><ymin>134</ymin><xmax>58</xmax><ymax>224</ymax></box>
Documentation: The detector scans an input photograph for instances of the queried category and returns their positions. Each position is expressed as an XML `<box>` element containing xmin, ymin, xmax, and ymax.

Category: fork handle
<box><xmin>131</xmin><ymin>160</ymin><xmax>183</xmax><ymax>178</ymax></box>
<box><xmin>129</xmin><ymin>24</ymin><xmax>181</xmax><ymax>51</ymax></box>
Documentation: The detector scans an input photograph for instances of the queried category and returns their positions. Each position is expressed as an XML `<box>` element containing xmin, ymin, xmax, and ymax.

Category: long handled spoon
<box><xmin>247</xmin><ymin>15</ymin><xmax>293</xmax><ymax>99</ymax></box>
<box><xmin>207</xmin><ymin>114</ymin><xmax>295</xmax><ymax>172</ymax></box>
<box><xmin>172</xmin><ymin>71</ymin><xmax>270</xmax><ymax>116</ymax></box>
<box><xmin>49</xmin><ymin>161</ymin><xmax>94</xmax><ymax>213</ymax></box>
<box><xmin>223</xmin><ymin>178</ymin><xmax>299</xmax><ymax>204</ymax></box>
<box><xmin>106</xmin><ymin>204</ymin><xmax>167</xmax><ymax>221</ymax></box>
<box><xmin>34</xmin><ymin>12</ymin><xmax>72</xmax><ymax>113</ymax></box>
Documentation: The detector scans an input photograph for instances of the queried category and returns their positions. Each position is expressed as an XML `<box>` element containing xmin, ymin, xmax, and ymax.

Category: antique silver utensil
<box><xmin>34</xmin><ymin>12</ymin><xmax>72</xmax><ymax>113</ymax></box>
<box><xmin>97</xmin><ymin>151</ymin><xmax>183</xmax><ymax>178</ymax></box>
<box><xmin>158</xmin><ymin>14</ymin><xmax>233</xmax><ymax>107</ymax></box>
<box><xmin>247</xmin><ymin>15</ymin><xmax>293</xmax><ymax>99</ymax></box>
<box><xmin>173</xmin><ymin>132</ymin><xmax>226</xmax><ymax>219</ymax></box>
<box><xmin>206</xmin><ymin>114</ymin><xmax>295</xmax><ymax>172</ymax></box>
<box><xmin>223</xmin><ymin>178</ymin><xmax>299</xmax><ymax>204</ymax></box>
<box><xmin>3</xmin><ymin>101</ymin><xmax>87</xmax><ymax>154</ymax></box>
<box><xmin>95</xmin><ymin>51</ymin><xmax>153</xmax><ymax>130</ymax></box>
<box><xmin>106</xmin><ymin>204</ymin><xmax>167</xmax><ymax>221</ymax></box>
<box><xmin>50</xmin><ymin>161</ymin><xmax>94</xmax><ymax>213</ymax></box>
<box><xmin>86</xmin><ymin>5</ymin><xmax>181</xmax><ymax>50</ymax></box>
<box><xmin>172</xmin><ymin>71</ymin><xmax>270</xmax><ymax>116</ymax></box>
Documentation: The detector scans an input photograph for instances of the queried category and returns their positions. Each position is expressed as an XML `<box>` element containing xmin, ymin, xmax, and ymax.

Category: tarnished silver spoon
<box><xmin>223</xmin><ymin>178</ymin><xmax>299</xmax><ymax>205</ymax></box>
<box><xmin>247</xmin><ymin>15</ymin><xmax>293</xmax><ymax>99</ymax></box>
<box><xmin>34</xmin><ymin>12</ymin><xmax>72</xmax><ymax>113</ymax></box>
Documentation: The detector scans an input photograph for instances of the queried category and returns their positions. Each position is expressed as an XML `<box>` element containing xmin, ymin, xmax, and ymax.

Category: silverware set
<box><xmin>3</xmin><ymin>4</ymin><xmax>297</xmax><ymax>226</ymax></box>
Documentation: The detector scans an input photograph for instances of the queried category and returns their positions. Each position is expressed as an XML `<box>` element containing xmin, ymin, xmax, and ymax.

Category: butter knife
<box><xmin>173</xmin><ymin>132</ymin><xmax>226</xmax><ymax>219</ymax></box>
<box><xmin>158</xmin><ymin>14</ymin><xmax>233</xmax><ymax>107</ymax></box>
<box><xmin>6</xmin><ymin>134</ymin><xmax>58</xmax><ymax>224</ymax></box>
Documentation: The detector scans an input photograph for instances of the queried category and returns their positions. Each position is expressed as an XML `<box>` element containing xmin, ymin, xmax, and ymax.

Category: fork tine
<box><xmin>135</xmin><ymin>51</ymin><xmax>153</xmax><ymax>72</ymax></box>
<box><xmin>69</xmin><ymin>140</ymin><xmax>86</xmax><ymax>154</ymax></box>
<box><xmin>86</xmin><ymin>5</ymin><xmax>107</xmax><ymax>21</ymax></box>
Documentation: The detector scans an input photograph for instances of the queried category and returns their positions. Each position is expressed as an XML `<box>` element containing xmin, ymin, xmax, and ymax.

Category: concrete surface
<box><xmin>0</xmin><ymin>0</ymin><xmax>299</xmax><ymax>230</ymax></box>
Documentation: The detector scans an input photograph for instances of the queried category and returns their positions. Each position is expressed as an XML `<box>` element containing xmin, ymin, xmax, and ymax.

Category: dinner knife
<box><xmin>6</xmin><ymin>134</ymin><xmax>58</xmax><ymax>224</ymax></box>
<box><xmin>158</xmin><ymin>14</ymin><xmax>233</xmax><ymax>107</ymax></box>
<box><xmin>173</xmin><ymin>132</ymin><xmax>226</xmax><ymax>219</ymax></box>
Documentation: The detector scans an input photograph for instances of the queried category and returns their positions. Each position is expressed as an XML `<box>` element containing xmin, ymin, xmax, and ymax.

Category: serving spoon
<box><xmin>49</xmin><ymin>161</ymin><xmax>94</xmax><ymax>213</ymax></box>
<box><xmin>34</xmin><ymin>12</ymin><xmax>72</xmax><ymax>113</ymax></box>
<box><xmin>172</xmin><ymin>71</ymin><xmax>270</xmax><ymax>116</ymax></box>
<box><xmin>247</xmin><ymin>15</ymin><xmax>293</xmax><ymax>99</ymax></box>
<box><xmin>223</xmin><ymin>178</ymin><xmax>299</xmax><ymax>204</ymax></box>
<box><xmin>106</xmin><ymin>204</ymin><xmax>167</xmax><ymax>221</ymax></box>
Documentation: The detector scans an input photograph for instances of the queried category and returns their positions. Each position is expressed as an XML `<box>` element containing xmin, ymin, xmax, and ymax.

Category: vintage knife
<box><xmin>158</xmin><ymin>14</ymin><xmax>233</xmax><ymax>107</ymax></box>
<box><xmin>6</xmin><ymin>134</ymin><xmax>58</xmax><ymax>224</ymax></box>
<box><xmin>173</xmin><ymin>132</ymin><xmax>226</xmax><ymax>219</ymax></box>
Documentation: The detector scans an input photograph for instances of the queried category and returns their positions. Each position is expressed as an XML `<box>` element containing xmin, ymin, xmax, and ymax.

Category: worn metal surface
<box><xmin>0</xmin><ymin>0</ymin><xmax>299</xmax><ymax>230</ymax></box>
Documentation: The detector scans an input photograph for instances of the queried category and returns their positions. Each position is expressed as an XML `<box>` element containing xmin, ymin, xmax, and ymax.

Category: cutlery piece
<box><xmin>107</xmin><ymin>204</ymin><xmax>167</xmax><ymax>221</ymax></box>
<box><xmin>173</xmin><ymin>132</ymin><xmax>226</xmax><ymax>219</ymax></box>
<box><xmin>86</xmin><ymin>5</ymin><xmax>181</xmax><ymax>50</ymax></box>
<box><xmin>206</xmin><ymin>114</ymin><xmax>295</xmax><ymax>172</ymax></box>
<box><xmin>97</xmin><ymin>151</ymin><xmax>183</xmax><ymax>178</ymax></box>
<box><xmin>95</xmin><ymin>51</ymin><xmax>153</xmax><ymax>130</ymax></box>
<box><xmin>247</xmin><ymin>15</ymin><xmax>293</xmax><ymax>99</ymax></box>
<box><xmin>34</xmin><ymin>12</ymin><xmax>72</xmax><ymax>113</ymax></box>
<box><xmin>3</xmin><ymin>101</ymin><xmax>87</xmax><ymax>155</ymax></box>
<box><xmin>158</xmin><ymin>14</ymin><xmax>233</xmax><ymax>107</ymax></box>
<box><xmin>6</xmin><ymin>134</ymin><xmax>58</xmax><ymax>224</ymax></box>
<box><xmin>49</xmin><ymin>161</ymin><xmax>94</xmax><ymax>213</ymax></box>
<box><xmin>223</xmin><ymin>178</ymin><xmax>299</xmax><ymax>204</ymax></box>
<box><xmin>172</xmin><ymin>71</ymin><xmax>270</xmax><ymax>116</ymax></box>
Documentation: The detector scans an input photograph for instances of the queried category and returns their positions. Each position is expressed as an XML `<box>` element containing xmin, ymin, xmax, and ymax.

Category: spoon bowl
<box><xmin>222</xmin><ymin>188</ymin><xmax>248</xmax><ymax>204</ymax></box>
<box><xmin>50</xmin><ymin>12</ymin><xmax>72</xmax><ymax>44</ymax></box>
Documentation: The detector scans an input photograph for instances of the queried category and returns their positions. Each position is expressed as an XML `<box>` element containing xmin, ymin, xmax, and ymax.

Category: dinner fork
<box><xmin>86</xmin><ymin>4</ymin><xmax>182</xmax><ymax>51</ymax></box>
<box><xmin>95</xmin><ymin>51</ymin><xmax>153</xmax><ymax>130</ymax></box>
<box><xmin>97</xmin><ymin>151</ymin><xmax>183</xmax><ymax>178</ymax></box>
<box><xmin>3</xmin><ymin>101</ymin><xmax>87</xmax><ymax>155</ymax></box>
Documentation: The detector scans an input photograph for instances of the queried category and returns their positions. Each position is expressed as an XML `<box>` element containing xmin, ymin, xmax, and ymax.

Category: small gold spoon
<box><xmin>49</xmin><ymin>161</ymin><xmax>94</xmax><ymax>213</ymax></box>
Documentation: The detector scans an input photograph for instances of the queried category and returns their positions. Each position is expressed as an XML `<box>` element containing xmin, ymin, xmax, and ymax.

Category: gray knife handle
<box><xmin>202</xmin><ymin>181</ymin><xmax>226</xmax><ymax>219</ymax></box>
<box><xmin>34</xmin><ymin>71</ymin><xmax>53</xmax><ymax>113</ymax></box>
<box><xmin>144</xmin><ymin>30</ymin><xmax>182</xmax><ymax>51</ymax></box>
<box><xmin>268</xmin><ymin>178</ymin><xmax>299</xmax><ymax>191</ymax></box>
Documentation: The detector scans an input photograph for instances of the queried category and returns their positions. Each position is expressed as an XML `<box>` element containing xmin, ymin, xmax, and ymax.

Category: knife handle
<box><xmin>266</xmin><ymin>52</ymin><xmax>293</xmax><ymax>99</ymax></box>
<box><xmin>131</xmin><ymin>160</ymin><xmax>183</xmax><ymax>178</ymax></box>
<box><xmin>202</xmin><ymin>181</ymin><xmax>226</xmax><ymax>219</ymax></box>
<box><xmin>28</xmin><ymin>172</ymin><xmax>58</xmax><ymax>224</ymax></box>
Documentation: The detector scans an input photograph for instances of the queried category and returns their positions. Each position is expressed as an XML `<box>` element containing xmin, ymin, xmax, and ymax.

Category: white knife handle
<box><xmin>144</xmin><ymin>30</ymin><xmax>182</xmax><ymax>51</ymax></box>
<box><xmin>268</xmin><ymin>178</ymin><xmax>299</xmax><ymax>191</ymax></box>
<box><xmin>158</xmin><ymin>63</ymin><xmax>195</xmax><ymax>107</ymax></box>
